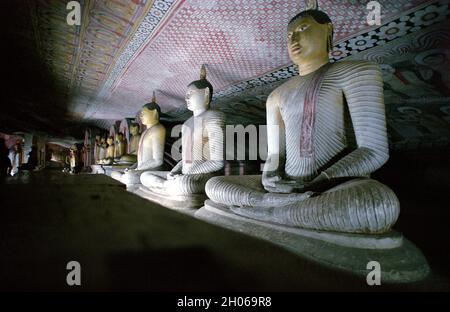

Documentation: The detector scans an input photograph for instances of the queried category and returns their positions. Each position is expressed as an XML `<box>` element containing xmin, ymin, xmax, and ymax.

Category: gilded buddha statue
<box><xmin>111</xmin><ymin>94</ymin><xmax>166</xmax><ymax>185</ymax></box>
<box><xmin>98</xmin><ymin>136</ymin><xmax>115</xmax><ymax>165</ymax></box>
<box><xmin>69</xmin><ymin>144</ymin><xmax>79</xmax><ymax>174</ymax></box>
<box><xmin>119</xmin><ymin>123</ymin><xmax>141</xmax><ymax>164</ymax></box>
<box><xmin>114</xmin><ymin>132</ymin><xmax>127</xmax><ymax>161</ymax></box>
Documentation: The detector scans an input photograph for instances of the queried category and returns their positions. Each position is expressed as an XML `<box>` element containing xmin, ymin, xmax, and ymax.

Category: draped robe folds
<box><xmin>205</xmin><ymin>61</ymin><xmax>400</xmax><ymax>234</ymax></box>
<box><xmin>140</xmin><ymin>110</ymin><xmax>225</xmax><ymax>196</ymax></box>
<box><xmin>8</xmin><ymin>150</ymin><xmax>21</xmax><ymax>176</ymax></box>
<box><xmin>137</xmin><ymin>127</ymin><xmax>150</xmax><ymax>168</ymax></box>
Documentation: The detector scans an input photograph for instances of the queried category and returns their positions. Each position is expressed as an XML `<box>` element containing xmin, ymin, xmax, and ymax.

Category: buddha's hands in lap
<box><xmin>126</xmin><ymin>163</ymin><xmax>138</xmax><ymax>172</ymax></box>
<box><xmin>262</xmin><ymin>171</ymin><xmax>295</xmax><ymax>193</ymax></box>
<box><xmin>262</xmin><ymin>155</ymin><xmax>293</xmax><ymax>192</ymax></box>
<box><xmin>263</xmin><ymin>172</ymin><xmax>335</xmax><ymax>193</ymax></box>
<box><xmin>167</xmin><ymin>171</ymin><xmax>182</xmax><ymax>180</ymax></box>
<box><xmin>274</xmin><ymin>173</ymin><xmax>356</xmax><ymax>194</ymax></box>
<box><xmin>277</xmin><ymin>179</ymin><xmax>307</xmax><ymax>193</ymax></box>
<box><xmin>167</xmin><ymin>161</ymin><xmax>183</xmax><ymax>180</ymax></box>
<box><xmin>265</xmin><ymin>179</ymin><xmax>311</xmax><ymax>193</ymax></box>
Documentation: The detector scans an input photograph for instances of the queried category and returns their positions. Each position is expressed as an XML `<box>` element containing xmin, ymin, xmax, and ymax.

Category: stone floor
<box><xmin>1</xmin><ymin>159</ymin><xmax>449</xmax><ymax>291</ymax></box>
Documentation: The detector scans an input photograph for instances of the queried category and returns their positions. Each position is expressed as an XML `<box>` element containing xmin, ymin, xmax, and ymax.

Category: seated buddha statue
<box><xmin>119</xmin><ymin>123</ymin><xmax>141</xmax><ymax>163</ymax></box>
<box><xmin>8</xmin><ymin>140</ymin><xmax>22</xmax><ymax>176</ymax></box>
<box><xmin>99</xmin><ymin>136</ymin><xmax>115</xmax><ymax>165</ymax></box>
<box><xmin>114</xmin><ymin>132</ymin><xmax>127</xmax><ymax>161</ymax></box>
<box><xmin>98</xmin><ymin>137</ymin><xmax>107</xmax><ymax>164</ymax></box>
<box><xmin>69</xmin><ymin>144</ymin><xmax>79</xmax><ymax>174</ymax></box>
<box><xmin>202</xmin><ymin>9</ymin><xmax>399</xmax><ymax>234</ymax></box>
<box><xmin>139</xmin><ymin>66</ymin><xmax>225</xmax><ymax>208</ymax></box>
<box><xmin>111</xmin><ymin>95</ymin><xmax>166</xmax><ymax>185</ymax></box>
<box><xmin>93</xmin><ymin>135</ymin><xmax>101</xmax><ymax>164</ymax></box>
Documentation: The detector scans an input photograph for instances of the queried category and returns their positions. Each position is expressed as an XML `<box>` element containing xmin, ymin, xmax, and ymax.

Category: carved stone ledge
<box><xmin>102</xmin><ymin>165</ymin><xmax>130</xmax><ymax>177</ymax></box>
<box><xmin>90</xmin><ymin>164</ymin><xmax>105</xmax><ymax>175</ymax></box>
<box><xmin>195</xmin><ymin>200</ymin><xmax>430</xmax><ymax>283</ymax></box>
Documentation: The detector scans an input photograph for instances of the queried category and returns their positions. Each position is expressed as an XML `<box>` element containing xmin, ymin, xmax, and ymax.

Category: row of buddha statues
<box><xmin>97</xmin><ymin>7</ymin><xmax>402</xmax><ymax>237</ymax></box>
<box><xmin>94</xmin><ymin>126</ymin><xmax>140</xmax><ymax>166</ymax></box>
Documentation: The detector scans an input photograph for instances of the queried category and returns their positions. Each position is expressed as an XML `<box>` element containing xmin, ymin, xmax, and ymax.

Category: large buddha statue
<box><xmin>119</xmin><ymin>123</ymin><xmax>141</xmax><ymax>163</ymax></box>
<box><xmin>139</xmin><ymin>66</ymin><xmax>225</xmax><ymax>208</ymax></box>
<box><xmin>111</xmin><ymin>95</ymin><xmax>166</xmax><ymax>185</ymax></box>
<box><xmin>202</xmin><ymin>9</ymin><xmax>399</xmax><ymax>234</ymax></box>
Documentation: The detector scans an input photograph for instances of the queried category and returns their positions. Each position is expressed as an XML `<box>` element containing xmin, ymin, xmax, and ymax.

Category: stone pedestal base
<box><xmin>90</xmin><ymin>165</ymin><xmax>105</xmax><ymax>174</ymax></box>
<box><xmin>101</xmin><ymin>165</ymin><xmax>129</xmax><ymax>177</ymax></box>
<box><xmin>132</xmin><ymin>186</ymin><xmax>206</xmax><ymax>213</ymax></box>
<box><xmin>195</xmin><ymin>200</ymin><xmax>430</xmax><ymax>283</ymax></box>
<box><xmin>126</xmin><ymin>184</ymin><xmax>141</xmax><ymax>193</ymax></box>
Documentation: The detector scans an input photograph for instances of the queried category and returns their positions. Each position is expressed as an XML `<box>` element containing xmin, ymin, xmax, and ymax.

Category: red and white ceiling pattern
<box><xmin>84</xmin><ymin>0</ymin><xmax>442</xmax><ymax>122</ymax></box>
<box><xmin>213</xmin><ymin>1</ymin><xmax>450</xmax><ymax>100</ymax></box>
<box><xmin>33</xmin><ymin>0</ymin><xmax>448</xmax><ymax>126</ymax></box>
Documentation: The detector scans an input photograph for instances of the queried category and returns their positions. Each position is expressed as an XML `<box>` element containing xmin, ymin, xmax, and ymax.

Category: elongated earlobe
<box><xmin>204</xmin><ymin>88</ymin><xmax>210</xmax><ymax>105</ymax></box>
<box><xmin>327</xmin><ymin>24</ymin><xmax>333</xmax><ymax>52</ymax></box>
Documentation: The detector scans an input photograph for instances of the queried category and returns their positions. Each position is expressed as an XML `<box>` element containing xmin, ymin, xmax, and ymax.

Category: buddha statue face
<box><xmin>117</xmin><ymin>133</ymin><xmax>124</xmax><ymax>141</ymax></box>
<box><xmin>185</xmin><ymin>85</ymin><xmax>210</xmax><ymax>112</ymax></box>
<box><xmin>287</xmin><ymin>13</ymin><xmax>332</xmax><ymax>66</ymax></box>
<box><xmin>140</xmin><ymin>107</ymin><xmax>159</xmax><ymax>127</ymax></box>
<box><xmin>130</xmin><ymin>124</ymin><xmax>139</xmax><ymax>136</ymax></box>
<box><xmin>107</xmin><ymin>136</ymin><xmax>114</xmax><ymax>145</ymax></box>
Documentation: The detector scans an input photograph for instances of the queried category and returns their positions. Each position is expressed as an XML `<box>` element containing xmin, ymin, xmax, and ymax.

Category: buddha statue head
<box><xmin>140</xmin><ymin>92</ymin><xmax>161</xmax><ymax>128</ymax></box>
<box><xmin>287</xmin><ymin>4</ymin><xmax>333</xmax><ymax>73</ymax></box>
<box><xmin>69</xmin><ymin>145</ymin><xmax>77</xmax><ymax>160</ymax></box>
<box><xmin>106</xmin><ymin>136</ymin><xmax>114</xmax><ymax>146</ymax></box>
<box><xmin>130</xmin><ymin>123</ymin><xmax>140</xmax><ymax>136</ymax></box>
<box><xmin>185</xmin><ymin>65</ymin><xmax>213</xmax><ymax>114</ymax></box>
<box><xmin>13</xmin><ymin>140</ymin><xmax>22</xmax><ymax>152</ymax></box>
<box><xmin>117</xmin><ymin>132</ymin><xmax>124</xmax><ymax>142</ymax></box>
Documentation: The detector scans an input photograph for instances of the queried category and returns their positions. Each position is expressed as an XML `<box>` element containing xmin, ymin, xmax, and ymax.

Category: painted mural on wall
<box><xmin>346</xmin><ymin>19</ymin><xmax>450</xmax><ymax>150</ymax></box>
<box><xmin>31</xmin><ymin>0</ymin><xmax>154</xmax><ymax>119</ymax></box>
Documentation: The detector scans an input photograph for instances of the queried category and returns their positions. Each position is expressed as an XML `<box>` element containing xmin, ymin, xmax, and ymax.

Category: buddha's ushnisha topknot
<box><xmin>305</xmin><ymin>0</ymin><xmax>319</xmax><ymax>10</ymax></box>
<box><xmin>200</xmin><ymin>64</ymin><xmax>207</xmax><ymax>80</ymax></box>
<box><xmin>187</xmin><ymin>64</ymin><xmax>214</xmax><ymax>105</ymax></box>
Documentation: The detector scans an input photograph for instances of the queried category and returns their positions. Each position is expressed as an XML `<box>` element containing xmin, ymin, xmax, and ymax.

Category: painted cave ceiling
<box><xmin>2</xmin><ymin>0</ymin><xmax>450</xmax><ymax>150</ymax></box>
